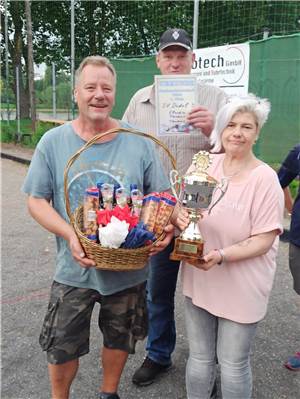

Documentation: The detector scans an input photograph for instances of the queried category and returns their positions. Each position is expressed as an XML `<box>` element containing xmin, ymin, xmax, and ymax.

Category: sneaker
<box><xmin>97</xmin><ymin>393</ymin><xmax>120</xmax><ymax>399</ymax></box>
<box><xmin>284</xmin><ymin>352</ymin><xmax>300</xmax><ymax>371</ymax></box>
<box><xmin>211</xmin><ymin>381</ymin><xmax>218</xmax><ymax>399</ymax></box>
<box><xmin>132</xmin><ymin>357</ymin><xmax>172</xmax><ymax>386</ymax></box>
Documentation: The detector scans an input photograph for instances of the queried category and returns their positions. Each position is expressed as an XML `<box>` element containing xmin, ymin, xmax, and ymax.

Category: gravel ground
<box><xmin>1</xmin><ymin>157</ymin><xmax>299</xmax><ymax>399</ymax></box>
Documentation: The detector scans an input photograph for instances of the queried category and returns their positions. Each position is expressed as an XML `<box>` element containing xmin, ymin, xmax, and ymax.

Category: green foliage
<box><xmin>198</xmin><ymin>1</ymin><xmax>300</xmax><ymax>47</ymax></box>
<box><xmin>0</xmin><ymin>119</ymin><xmax>34</xmax><ymax>144</ymax></box>
<box><xmin>270</xmin><ymin>163</ymin><xmax>299</xmax><ymax>200</ymax></box>
<box><xmin>1</xmin><ymin>119</ymin><xmax>33</xmax><ymax>141</ymax></box>
<box><xmin>0</xmin><ymin>103</ymin><xmax>16</xmax><ymax>109</ymax></box>
<box><xmin>3</xmin><ymin>0</ymin><xmax>299</xmax><ymax>73</ymax></box>
<box><xmin>289</xmin><ymin>179</ymin><xmax>299</xmax><ymax>200</ymax></box>
<box><xmin>0</xmin><ymin>119</ymin><xmax>59</xmax><ymax>148</ymax></box>
<box><xmin>0</xmin><ymin>126</ymin><xmax>14</xmax><ymax>142</ymax></box>
<box><xmin>1</xmin><ymin>78</ymin><xmax>15</xmax><ymax>105</ymax></box>
<box><xmin>30</xmin><ymin>121</ymin><xmax>55</xmax><ymax>146</ymax></box>
<box><xmin>34</xmin><ymin>67</ymin><xmax>71</xmax><ymax>108</ymax></box>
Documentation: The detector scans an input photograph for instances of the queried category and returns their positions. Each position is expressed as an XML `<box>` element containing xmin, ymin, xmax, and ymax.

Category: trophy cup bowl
<box><xmin>169</xmin><ymin>151</ymin><xmax>227</xmax><ymax>266</ymax></box>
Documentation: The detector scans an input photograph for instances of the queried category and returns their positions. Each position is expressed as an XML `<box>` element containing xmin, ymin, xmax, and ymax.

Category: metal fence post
<box><xmin>263</xmin><ymin>27</ymin><xmax>271</xmax><ymax>40</ymax></box>
<box><xmin>70</xmin><ymin>0</ymin><xmax>75</xmax><ymax>120</ymax></box>
<box><xmin>15</xmin><ymin>66</ymin><xmax>21</xmax><ymax>142</ymax></box>
<box><xmin>4</xmin><ymin>0</ymin><xmax>10</xmax><ymax>124</ymax></box>
<box><xmin>193</xmin><ymin>0</ymin><xmax>199</xmax><ymax>49</ymax></box>
<box><xmin>52</xmin><ymin>62</ymin><xmax>57</xmax><ymax>119</ymax></box>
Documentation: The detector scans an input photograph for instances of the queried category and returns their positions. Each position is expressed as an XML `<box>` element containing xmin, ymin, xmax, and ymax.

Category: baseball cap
<box><xmin>158</xmin><ymin>28</ymin><xmax>193</xmax><ymax>51</ymax></box>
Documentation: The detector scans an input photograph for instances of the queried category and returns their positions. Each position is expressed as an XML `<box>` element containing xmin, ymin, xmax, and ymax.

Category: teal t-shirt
<box><xmin>22</xmin><ymin>122</ymin><xmax>170</xmax><ymax>294</ymax></box>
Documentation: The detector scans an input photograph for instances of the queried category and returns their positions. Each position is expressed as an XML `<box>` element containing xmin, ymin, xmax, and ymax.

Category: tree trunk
<box><xmin>9</xmin><ymin>1</ymin><xmax>30</xmax><ymax>119</ymax></box>
<box><xmin>25</xmin><ymin>0</ymin><xmax>36</xmax><ymax>131</ymax></box>
<box><xmin>12</xmin><ymin>48</ymin><xmax>30</xmax><ymax>119</ymax></box>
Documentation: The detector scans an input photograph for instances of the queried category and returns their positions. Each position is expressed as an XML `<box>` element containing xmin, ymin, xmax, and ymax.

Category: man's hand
<box><xmin>149</xmin><ymin>224</ymin><xmax>175</xmax><ymax>256</ymax></box>
<box><xmin>186</xmin><ymin>106</ymin><xmax>214</xmax><ymax>137</ymax></box>
<box><xmin>175</xmin><ymin>207</ymin><xmax>190</xmax><ymax>231</ymax></box>
<box><xmin>170</xmin><ymin>204</ymin><xmax>190</xmax><ymax>231</ymax></box>
<box><xmin>68</xmin><ymin>233</ymin><xmax>96</xmax><ymax>268</ymax></box>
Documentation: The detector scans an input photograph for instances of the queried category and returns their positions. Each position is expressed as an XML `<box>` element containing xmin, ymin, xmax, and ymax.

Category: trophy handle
<box><xmin>208</xmin><ymin>178</ymin><xmax>228</xmax><ymax>214</ymax></box>
<box><xmin>169</xmin><ymin>169</ymin><xmax>181</xmax><ymax>200</ymax></box>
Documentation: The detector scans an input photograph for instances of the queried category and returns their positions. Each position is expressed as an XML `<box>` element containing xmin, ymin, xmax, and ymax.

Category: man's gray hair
<box><xmin>75</xmin><ymin>55</ymin><xmax>116</xmax><ymax>85</ymax></box>
<box><xmin>210</xmin><ymin>93</ymin><xmax>271</xmax><ymax>152</ymax></box>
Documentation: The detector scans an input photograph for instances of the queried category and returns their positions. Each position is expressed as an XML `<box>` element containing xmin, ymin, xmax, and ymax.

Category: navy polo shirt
<box><xmin>278</xmin><ymin>144</ymin><xmax>300</xmax><ymax>247</ymax></box>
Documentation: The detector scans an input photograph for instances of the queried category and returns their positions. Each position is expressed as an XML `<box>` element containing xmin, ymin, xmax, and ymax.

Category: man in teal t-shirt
<box><xmin>22</xmin><ymin>55</ymin><xmax>176</xmax><ymax>399</ymax></box>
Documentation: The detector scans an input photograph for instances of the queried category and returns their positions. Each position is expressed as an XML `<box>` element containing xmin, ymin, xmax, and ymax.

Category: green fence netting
<box><xmin>111</xmin><ymin>33</ymin><xmax>300</xmax><ymax>164</ymax></box>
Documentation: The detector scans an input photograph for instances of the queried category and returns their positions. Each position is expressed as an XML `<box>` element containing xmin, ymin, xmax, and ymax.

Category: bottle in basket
<box><xmin>116</xmin><ymin>187</ymin><xmax>128</xmax><ymax>208</ymax></box>
<box><xmin>100</xmin><ymin>183</ymin><xmax>114</xmax><ymax>210</ymax></box>
<box><xmin>96</xmin><ymin>182</ymin><xmax>104</xmax><ymax>209</ymax></box>
<box><xmin>127</xmin><ymin>183</ymin><xmax>137</xmax><ymax>207</ymax></box>
<box><xmin>83</xmin><ymin>187</ymin><xmax>99</xmax><ymax>242</ymax></box>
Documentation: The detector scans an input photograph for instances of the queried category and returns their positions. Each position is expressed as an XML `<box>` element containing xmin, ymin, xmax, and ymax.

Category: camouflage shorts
<box><xmin>39</xmin><ymin>281</ymin><xmax>148</xmax><ymax>364</ymax></box>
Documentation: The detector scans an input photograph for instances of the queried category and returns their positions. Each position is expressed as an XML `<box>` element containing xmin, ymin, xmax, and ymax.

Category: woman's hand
<box><xmin>191</xmin><ymin>229</ymin><xmax>279</xmax><ymax>270</ymax></box>
<box><xmin>149</xmin><ymin>224</ymin><xmax>175</xmax><ymax>256</ymax></box>
<box><xmin>186</xmin><ymin>249</ymin><xmax>221</xmax><ymax>270</ymax></box>
<box><xmin>195</xmin><ymin>249</ymin><xmax>222</xmax><ymax>270</ymax></box>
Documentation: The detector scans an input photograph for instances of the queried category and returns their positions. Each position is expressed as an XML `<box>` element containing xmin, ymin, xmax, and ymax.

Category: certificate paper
<box><xmin>155</xmin><ymin>74</ymin><xmax>197</xmax><ymax>135</ymax></box>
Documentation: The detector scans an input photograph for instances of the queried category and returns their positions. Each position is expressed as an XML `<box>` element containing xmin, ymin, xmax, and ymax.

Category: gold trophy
<box><xmin>170</xmin><ymin>151</ymin><xmax>227</xmax><ymax>266</ymax></box>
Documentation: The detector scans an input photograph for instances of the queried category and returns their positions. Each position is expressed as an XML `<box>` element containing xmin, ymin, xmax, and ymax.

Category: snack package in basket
<box><xmin>139</xmin><ymin>192</ymin><xmax>177</xmax><ymax>238</ymax></box>
<box><xmin>153</xmin><ymin>192</ymin><xmax>177</xmax><ymax>237</ymax></box>
<box><xmin>83</xmin><ymin>187</ymin><xmax>99</xmax><ymax>242</ymax></box>
<box><xmin>139</xmin><ymin>193</ymin><xmax>161</xmax><ymax>232</ymax></box>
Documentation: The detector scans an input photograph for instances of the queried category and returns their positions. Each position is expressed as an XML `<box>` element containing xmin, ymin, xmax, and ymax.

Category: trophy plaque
<box><xmin>169</xmin><ymin>151</ymin><xmax>227</xmax><ymax>266</ymax></box>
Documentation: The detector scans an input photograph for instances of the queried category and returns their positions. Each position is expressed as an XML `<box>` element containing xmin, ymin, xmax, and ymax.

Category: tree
<box><xmin>1</xmin><ymin>1</ymin><xmax>30</xmax><ymax>118</ymax></box>
<box><xmin>0</xmin><ymin>0</ymin><xmax>70</xmax><ymax>118</ymax></box>
<box><xmin>25</xmin><ymin>0</ymin><xmax>36</xmax><ymax>129</ymax></box>
<box><xmin>1</xmin><ymin>0</ymin><xmax>299</xmax><ymax>120</ymax></box>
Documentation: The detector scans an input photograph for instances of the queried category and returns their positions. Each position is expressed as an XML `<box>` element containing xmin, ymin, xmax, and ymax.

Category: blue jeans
<box><xmin>146</xmin><ymin>238</ymin><xmax>180</xmax><ymax>365</ymax></box>
<box><xmin>185</xmin><ymin>297</ymin><xmax>258</xmax><ymax>399</ymax></box>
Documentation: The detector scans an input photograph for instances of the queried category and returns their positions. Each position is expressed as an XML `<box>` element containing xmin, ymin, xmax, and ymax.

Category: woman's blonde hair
<box><xmin>75</xmin><ymin>55</ymin><xmax>116</xmax><ymax>86</ymax></box>
<box><xmin>210</xmin><ymin>93</ymin><xmax>271</xmax><ymax>152</ymax></box>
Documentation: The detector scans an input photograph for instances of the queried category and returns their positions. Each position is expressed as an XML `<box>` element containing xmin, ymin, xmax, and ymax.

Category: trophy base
<box><xmin>170</xmin><ymin>236</ymin><xmax>204</xmax><ymax>264</ymax></box>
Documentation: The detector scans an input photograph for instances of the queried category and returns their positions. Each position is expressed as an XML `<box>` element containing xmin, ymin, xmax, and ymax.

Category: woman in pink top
<box><xmin>181</xmin><ymin>94</ymin><xmax>284</xmax><ymax>399</ymax></box>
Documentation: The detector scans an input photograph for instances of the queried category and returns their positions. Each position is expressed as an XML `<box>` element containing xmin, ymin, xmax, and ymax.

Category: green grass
<box><xmin>0</xmin><ymin>118</ymin><xmax>60</xmax><ymax>148</ymax></box>
<box><xmin>1</xmin><ymin>104</ymin><xmax>70</xmax><ymax>112</ymax></box>
<box><xmin>1</xmin><ymin>103</ymin><xmax>15</xmax><ymax>109</ymax></box>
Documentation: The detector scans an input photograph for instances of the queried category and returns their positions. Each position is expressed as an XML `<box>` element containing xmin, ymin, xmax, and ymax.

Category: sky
<box><xmin>34</xmin><ymin>63</ymin><xmax>46</xmax><ymax>79</ymax></box>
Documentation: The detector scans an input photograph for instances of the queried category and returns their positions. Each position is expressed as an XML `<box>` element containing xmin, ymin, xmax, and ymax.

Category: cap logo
<box><xmin>172</xmin><ymin>31</ymin><xmax>179</xmax><ymax>40</ymax></box>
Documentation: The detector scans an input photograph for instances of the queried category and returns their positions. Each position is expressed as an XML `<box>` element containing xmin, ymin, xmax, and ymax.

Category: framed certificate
<box><xmin>155</xmin><ymin>74</ymin><xmax>197</xmax><ymax>136</ymax></box>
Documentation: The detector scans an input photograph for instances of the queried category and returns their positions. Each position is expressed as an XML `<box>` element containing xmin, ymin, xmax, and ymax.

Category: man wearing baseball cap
<box><xmin>158</xmin><ymin>27</ymin><xmax>194</xmax><ymax>51</ymax></box>
<box><xmin>123</xmin><ymin>28</ymin><xmax>227</xmax><ymax>391</ymax></box>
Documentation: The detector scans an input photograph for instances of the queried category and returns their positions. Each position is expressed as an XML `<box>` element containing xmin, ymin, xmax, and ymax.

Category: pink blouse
<box><xmin>181</xmin><ymin>154</ymin><xmax>284</xmax><ymax>323</ymax></box>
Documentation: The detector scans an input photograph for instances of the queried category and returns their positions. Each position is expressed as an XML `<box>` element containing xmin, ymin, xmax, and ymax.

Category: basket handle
<box><xmin>64</xmin><ymin>127</ymin><xmax>178</xmax><ymax>224</ymax></box>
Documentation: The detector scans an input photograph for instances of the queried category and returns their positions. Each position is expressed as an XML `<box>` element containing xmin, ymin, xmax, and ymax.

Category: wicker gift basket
<box><xmin>64</xmin><ymin>127</ymin><xmax>177</xmax><ymax>271</ymax></box>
